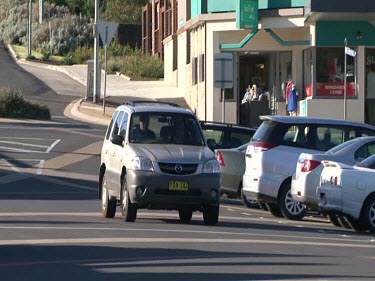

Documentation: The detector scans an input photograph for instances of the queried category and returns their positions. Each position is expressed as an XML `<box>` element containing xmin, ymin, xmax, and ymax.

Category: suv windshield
<box><xmin>129</xmin><ymin>112</ymin><xmax>205</xmax><ymax>146</ymax></box>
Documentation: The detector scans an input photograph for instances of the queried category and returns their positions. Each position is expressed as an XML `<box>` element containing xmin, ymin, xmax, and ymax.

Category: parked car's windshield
<box><xmin>129</xmin><ymin>112</ymin><xmax>205</xmax><ymax>146</ymax></box>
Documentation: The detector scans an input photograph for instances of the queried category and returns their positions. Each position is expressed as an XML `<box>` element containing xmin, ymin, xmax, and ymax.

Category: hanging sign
<box><xmin>236</xmin><ymin>0</ymin><xmax>258</xmax><ymax>29</ymax></box>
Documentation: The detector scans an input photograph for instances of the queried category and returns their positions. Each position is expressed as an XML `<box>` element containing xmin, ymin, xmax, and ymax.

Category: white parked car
<box><xmin>242</xmin><ymin>115</ymin><xmax>375</xmax><ymax>221</ymax></box>
<box><xmin>317</xmin><ymin>154</ymin><xmax>375</xmax><ymax>233</ymax></box>
<box><xmin>292</xmin><ymin>137</ymin><xmax>375</xmax><ymax>209</ymax></box>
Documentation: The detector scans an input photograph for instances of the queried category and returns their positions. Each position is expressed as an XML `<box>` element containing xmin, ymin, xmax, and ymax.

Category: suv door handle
<box><xmin>105</xmin><ymin>150</ymin><xmax>109</xmax><ymax>154</ymax></box>
<box><xmin>113</xmin><ymin>153</ymin><xmax>116</xmax><ymax>157</ymax></box>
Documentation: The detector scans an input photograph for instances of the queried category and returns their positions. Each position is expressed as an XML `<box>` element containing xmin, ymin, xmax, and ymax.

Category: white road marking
<box><xmin>0</xmin><ymin>236</ymin><xmax>373</xmax><ymax>248</ymax></box>
<box><xmin>0</xmin><ymin>137</ymin><xmax>56</xmax><ymax>140</ymax></box>
<box><xmin>46</xmin><ymin>139</ymin><xmax>60</xmax><ymax>153</ymax></box>
<box><xmin>0</xmin><ymin>140</ymin><xmax>50</xmax><ymax>149</ymax></box>
<box><xmin>36</xmin><ymin>160</ymin><xmax>44</xmax><ymax>175</ymax></box>
<box><xmin>0</xmin><ymin>146</ymin><xmax>46</xmax><ymax>153</ymax></box>
<box><xmin>1</xmin><ymin>159</ymin><xmax>21</xmax><ymax>173</ymax></box>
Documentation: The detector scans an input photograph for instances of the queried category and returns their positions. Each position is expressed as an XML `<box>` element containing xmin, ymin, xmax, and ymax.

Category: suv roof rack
<box><xmin>123</xmin><ymin>100</ymin><xmax>181</xmax><ymax>108</ymax></box>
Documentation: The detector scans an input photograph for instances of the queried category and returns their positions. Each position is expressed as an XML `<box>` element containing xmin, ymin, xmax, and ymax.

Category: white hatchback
<box><xmin>317</xmin><ymin>155</ymin><xmax>375</xmax><ymax>233</ymax></box>
<box><xmin>242</xmin><ymin>115</ymin><xmax>375</xmax><ymax>221</ymax></box>
<box><xmin>292</xmin><ymin>137</ymin><xmax>375</xmax><ymax>209</ymax></box>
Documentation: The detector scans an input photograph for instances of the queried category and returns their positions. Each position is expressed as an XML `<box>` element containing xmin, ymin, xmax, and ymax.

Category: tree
<box><xmin>100</xmin><ymin>0</ymin><xmax>148</xmax><ymax>24</ymax></box>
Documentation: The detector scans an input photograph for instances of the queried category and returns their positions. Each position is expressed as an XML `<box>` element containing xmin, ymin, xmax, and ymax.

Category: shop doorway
<box><xmin>238</xmin><ymin>52</ymin><xmax>292</xmax><ymax>127</ymax></box>
<box><xmin>239</xmin><ymin>54</ymin><xmax>270</xmax><ymax>127</ymax></box>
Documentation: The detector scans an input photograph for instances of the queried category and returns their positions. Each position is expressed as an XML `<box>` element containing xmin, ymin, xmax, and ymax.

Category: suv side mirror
<box><xmin>207</xmin><ymin>138</ymin><xmax>217</xmax><ymax>151</ymax></box>
<box><xmin>111</xmin><ymin>134</ymin><xmax>124</xmax><ymax>146</ymax></box>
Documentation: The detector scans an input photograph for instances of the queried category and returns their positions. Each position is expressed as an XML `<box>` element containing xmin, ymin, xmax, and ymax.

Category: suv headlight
<box><xmin>203</xmin><ymin>159</ymin><xmax>220</xmax><ymax>173</ymax></box>
<box><xmin>131</xmin><ymin>156</ymin><xmax>154</xmax><ymax>171</ymax></box>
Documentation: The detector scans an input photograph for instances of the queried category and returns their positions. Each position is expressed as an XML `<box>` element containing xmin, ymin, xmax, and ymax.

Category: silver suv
<box><xmin>99</xmin><ymin>101</ymin><xmax>221</xmax><ymax>225</ymax></box>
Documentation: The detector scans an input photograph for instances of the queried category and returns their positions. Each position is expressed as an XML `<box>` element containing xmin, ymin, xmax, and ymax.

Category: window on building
<box><xmin>199</xmin><ymin>54</ymin><xmax>205</xmax><ymax>82</ymax></box>
<box><xmin>365</xmin><ymin>48</ymin><xmax>375</xmax><ymax>126</ymax></box>
<box><xmin>279</xmin><ymin>52</ymin><xmax>292</xmax><ymax>102</ymax></box>
<box><xmin>219</xmin><ymin>88</ymin><xmax>234</xmax><ymax>101</ymax></box>
<box><xmin>186</xmin><ymin>31</ymin><xmax>191</xmax><ymax>64</ymax></box>
<box><xmin>173</xmin><ymin>35</ymin><xmax>177</xmax><ymax>71</ymax></box>
<box><xmin>316</xmin><ymin>47</ymin><xmax>356</xmax><ymax>97</ymax></box>
<box><xmin>303</xmin><ymin>48</ymin><xmax>313</xmax><ymax>98</ymax></box>
<box><xmin>154</xmin><ymin>2</ymin><xmax>159</xmax><ymax>30</ymax></box>
<box><xmin>192</xmin><ymin>57</ymin><xmax>197</xmax><ymax>85</ymax></box>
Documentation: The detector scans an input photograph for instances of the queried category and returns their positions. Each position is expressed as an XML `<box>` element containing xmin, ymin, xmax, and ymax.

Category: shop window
<box><xmin>279</xmin><ymin>52</ymin><xmax>292</xmax><ymax>102</ymax></box>
<box><xmin>303</xmin><ymin>48</ymin><xmax>313</xmax><ymax>98</ymax></box>
<box><xmin>316</xmin><ymin>47</ymin><xmax>356</xmax><ymax>97</ymax></box>
<box><xmin>365</xmin><ymin>48</ymin><xmax>375</xmax><ymax>99</ymax></box>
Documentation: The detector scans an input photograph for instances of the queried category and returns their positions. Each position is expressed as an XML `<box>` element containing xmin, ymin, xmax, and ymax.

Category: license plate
<box><xmin>169</xmin><ymin>181</ymin><xmax>189</xmax><ymax>191</ymax></box>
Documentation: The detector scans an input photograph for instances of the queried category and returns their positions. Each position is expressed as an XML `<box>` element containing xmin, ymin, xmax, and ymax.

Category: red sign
<box><xmin>316</xmin><ymin>82</ymin><xmax>356</xmax><ymax>97</ymax></box>
<box><xmin>305</xmin><ymin>85</ymin><xmax>312</xmax><ymax>97</ymax></box>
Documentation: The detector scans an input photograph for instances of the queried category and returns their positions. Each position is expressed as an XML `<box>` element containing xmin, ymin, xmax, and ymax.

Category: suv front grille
<box><xmin>158</xmin><ymin>163</ymin><xmax>198</xmax><ymax>175</ymax></box>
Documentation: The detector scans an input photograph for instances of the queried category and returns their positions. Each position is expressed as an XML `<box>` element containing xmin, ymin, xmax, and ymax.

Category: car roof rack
<box><xmin>123</xmin><ymin>100</ymin><xmax>181</xmax><ymax>108</ymax></box>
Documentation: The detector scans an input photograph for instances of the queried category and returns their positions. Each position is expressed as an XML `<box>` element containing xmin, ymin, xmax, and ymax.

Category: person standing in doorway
<box><xmin>287</xmin><ymin>82</ymin><xmax>298</xmax><ymax>116</ymax></box>
<box><xmin>285</xmin><ymin>79</ymin><xmax>293</xmax><ymax>113</ymax></box>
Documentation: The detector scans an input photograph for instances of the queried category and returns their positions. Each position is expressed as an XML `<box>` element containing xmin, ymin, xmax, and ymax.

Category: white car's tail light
<box><xmin>301</xmin><ymin>159</ymin><xmax>321</xmax><ymax>172</ymax></box>
<box><xmin>216</xmin><ymin>151</ymin><xmax>225</xmax><ymax>166</ymax></box>
<box><xmin>250</xmin><ymin>141</ymin><xmax>277</xmax><ymax>153</ymax></box>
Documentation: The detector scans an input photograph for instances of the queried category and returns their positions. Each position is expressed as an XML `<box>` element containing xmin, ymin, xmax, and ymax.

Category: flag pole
<box><xmin>344</xmin><ymin>38</ymin><xmax>347</xmax><ymax>120</ymax></box>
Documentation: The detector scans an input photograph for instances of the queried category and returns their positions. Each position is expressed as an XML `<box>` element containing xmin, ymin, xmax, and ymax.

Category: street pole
<box><xmin>39</xmin><ymin>0</ymin><xmax>44</xmax><ymax>24</ymax></box>
<box><xmin>28</xmin><ymin>0</ymin><xmax>32</xmax><ymax>57</ymax></box>
<box><xmin>344</xmin><ymin>38</ymin><xmax>347</xmax><ymax>120</ymax></box>
<box><xmin>93</xmin><ymin>0</ymin><xmax>100</xmax><ymax>103</ymax></box>
<box><xmin>222</xmin><ymin>88</ymin><xmax>225</xmax><ymax>122</ymax></box>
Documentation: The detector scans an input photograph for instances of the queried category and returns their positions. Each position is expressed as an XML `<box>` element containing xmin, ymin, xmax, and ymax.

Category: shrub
<box><xmin>67</xmin><ymin>45</ymin><xmax>93</xmax><ymax>64</ymax></box>
<box><xmin>0</xmin><ymin>88</ymin><xmax>51</xmax><ymax>120</ymax></box>
<box><xmin>0</xmin><ymin>2</ymin><xmax>93</xmax><ymax>56</ymax></box>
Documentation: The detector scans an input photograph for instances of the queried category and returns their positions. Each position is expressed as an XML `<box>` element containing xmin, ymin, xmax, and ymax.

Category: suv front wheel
<box><xmin>203</xmin><ymin>204</ymin><xmax>219</xmax><ymax>225</ymax></box>
<box><xmin>121</xmin><ymin>177</ymin><xmax>137</xmax><ymax>222</ymax></box>
<box><xmin>279</xmin><ymin>183</ymin><xmax>307</xmax><ymax>221</ymax></box>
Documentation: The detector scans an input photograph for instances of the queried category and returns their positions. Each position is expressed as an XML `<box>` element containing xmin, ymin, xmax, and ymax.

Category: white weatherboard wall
<box><xmin>163</xmin><ymin>36</ymin><xmax>177</xmax><ymax>86</ymax></box>
<box><xmin>206</xmin><ymin>20</ymin><xmax>238</xmax><ymax>123</ymax></box>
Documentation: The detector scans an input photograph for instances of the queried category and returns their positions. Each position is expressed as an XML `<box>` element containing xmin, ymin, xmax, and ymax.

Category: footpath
<box><xmin>8</xmin><ymin>45</ymin><xmax>186</xmax><ymax>126</ymax></box>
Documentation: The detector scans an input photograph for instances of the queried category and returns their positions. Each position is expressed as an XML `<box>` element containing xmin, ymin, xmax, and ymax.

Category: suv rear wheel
<box><xmin>101</xmin><ymin>173</ymin><xmax>116</xmax><ymax>218</ymax></box>
<box><xmin>121</xmin><ymin>177</ymin><xmax>137</xmax><ymax>222</ymax></box>
<box><xmin>203</xmin><ymin>204</ymin><xmax>219</xmax><ymax>225</ymax></box>
<box><xmin>279</xmin><ymin>183</ymin><xmax>307</xmax><ymax>220</ymax></box>
<box><xmin>178</xmin><ymin>208</ymin><xmax>193</xmax><ymax>223</ymax></box>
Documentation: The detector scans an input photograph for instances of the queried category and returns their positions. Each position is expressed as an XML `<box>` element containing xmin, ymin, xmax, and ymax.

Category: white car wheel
<box><xmin>279</xmin><ymin>184</ymin><xmax>307</xmax><ymax>221</ymax></box>
<box><xmin>362</xmin><ymin>196</ymin><xmax>375</xmax><ymax>232</ymax></box>
<box><xmin>101</xmin><ymin>174</ymin><xmax>116</xmax><ymax>218</ymax></box>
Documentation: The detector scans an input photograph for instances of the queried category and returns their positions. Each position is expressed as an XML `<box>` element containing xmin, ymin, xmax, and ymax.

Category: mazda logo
<box><xmin>175</xmin><ymin>164</ymin><xmax>183</xmax><ymax>173</ymax></box>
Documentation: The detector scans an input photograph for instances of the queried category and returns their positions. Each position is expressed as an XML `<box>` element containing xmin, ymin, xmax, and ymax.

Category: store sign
<box><xmin>305</xmin><ymin>85</ymin><xmax>312</xmax><ymax>97</ymax></box>
<box><xmin>236</xmin><ymin>0</ymin><xmax>258</xmax><ymax>29</ymax></box>
<box><xmin>316</xmin><ymin>82</ymin><xmax>356</xmax><ymax>97</ymax></box>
